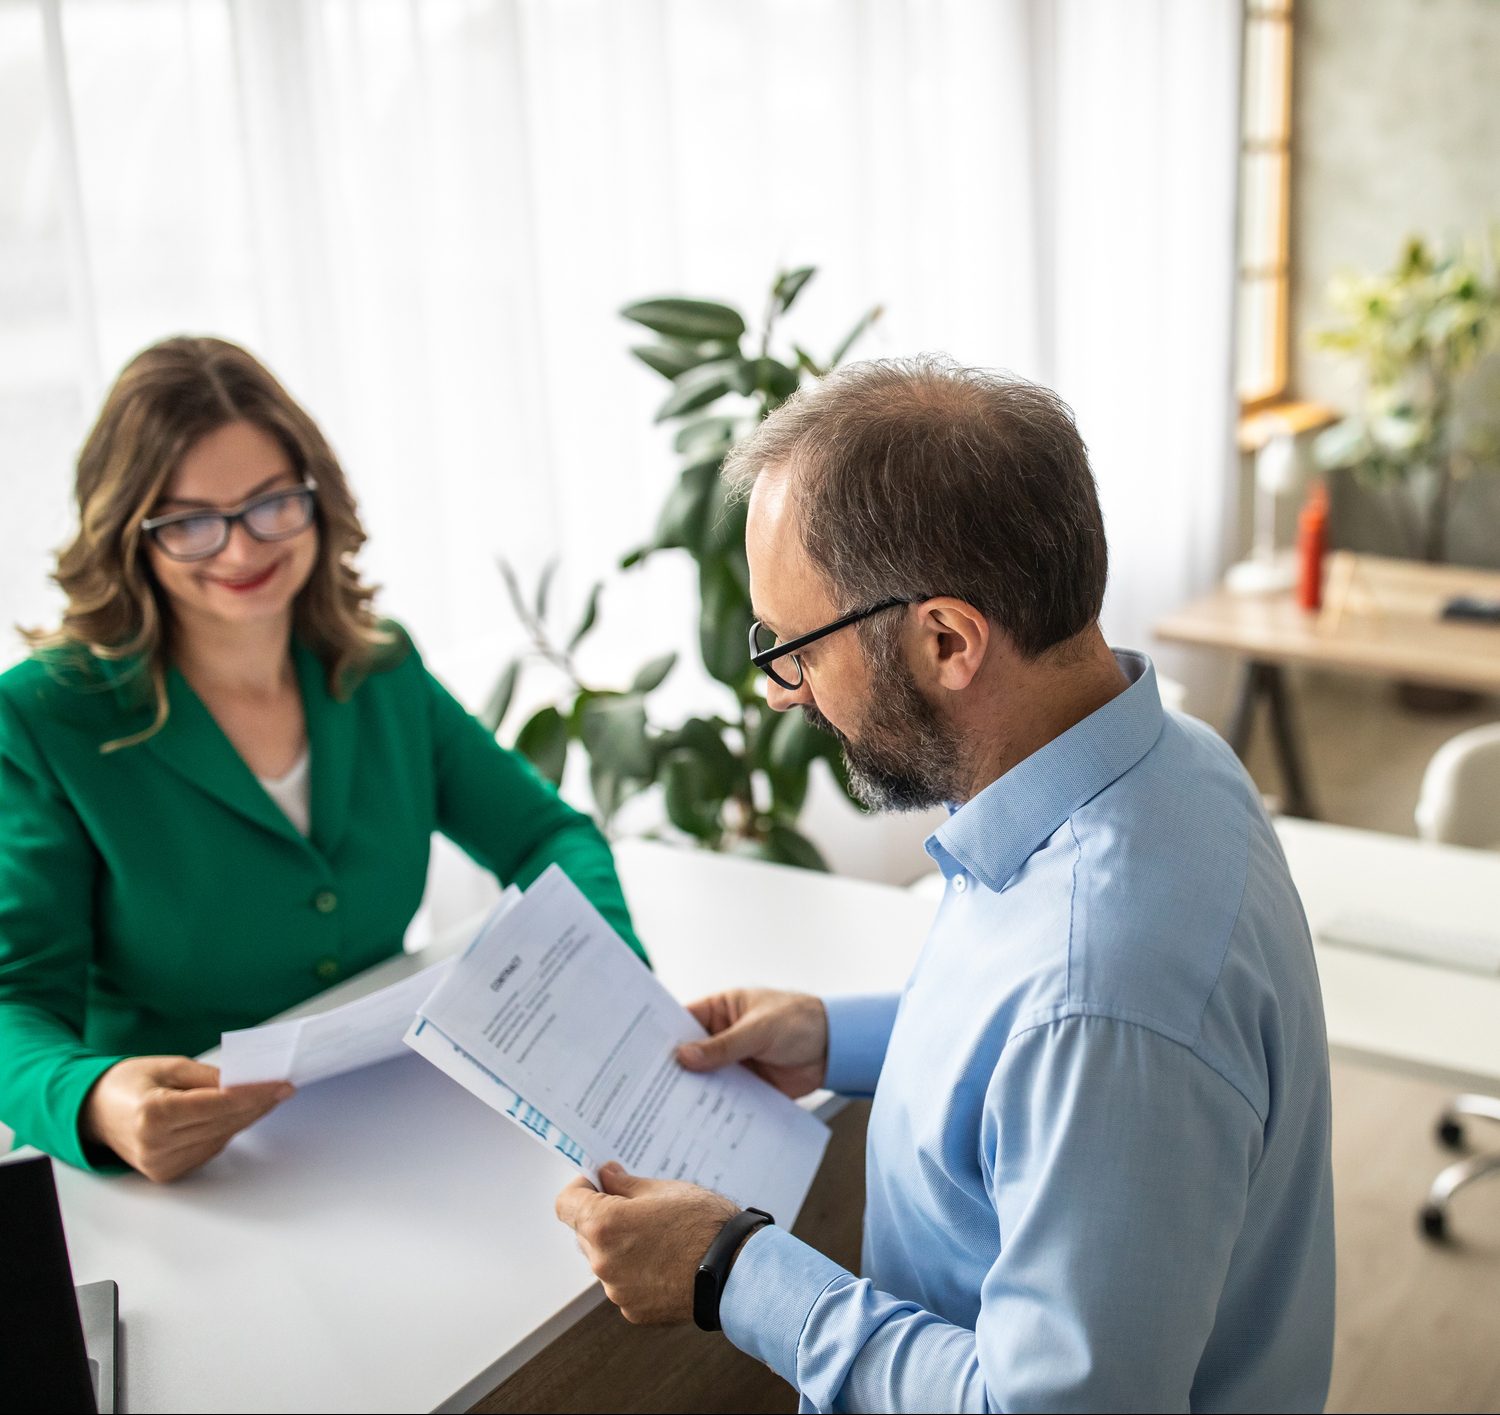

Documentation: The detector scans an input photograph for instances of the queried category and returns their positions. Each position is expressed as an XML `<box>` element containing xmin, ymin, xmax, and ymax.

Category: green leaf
<box><xmin>774</xmin><ymin>266</ymin><xmax>817</xmax><ymax>313</ymax></box>
<box><xmin>498</xmin><ymin>558</ymin><xmax>530</xmax><ymax>626</ymax></box>
<box><xmin>763</xmin><ymin>707</ymin><xmax>829</xmax><ymax>817</ymax></box>
<box><xmin>480</xmin><ymin>660</ymin><xmax>521</xmax><ymax>734</ymax></box>
<box><xmin>662</xmin><ymin>748</ymin><xmax>723</xmax><ymax>840</ymax></box>
<box><xmin>534</xmin><ymin>560</ymin><xmax>557</xmax><ymax>623</ymax></box>
<box><xmin>723</xmin><ymin>538</ymin><xmax>752</xmax><ymax>598</ymax></box>
<box><xmin>829</xmin><ymin>304</ymin><xmax>883</xmax><ymax>369</ymax></box>
<box><xmin>763</xmin><ymin>823</ymin><xmax>829</xmax><ymax>871</ymax></box>
<box><xmin>622</xmin><ymin>298</ymin><xmax>747</xmax><ymax>343</ymax></box>
<box><xmin>673</xmin><ymin>415</ymin><xmax>738</xmax><ymax>459</ymax></box>
<box><xmin>631</xmin><ymin>652</ymin><xmax>677</xmax><ymax>695</ymax></box>
<box><xmin>750</xmin><ymin>356</ymin><xmax>800</xmax><ymax>402</ymax></box>
<box><xmin>768</xmin><ymin>706</ymin><xmax>828</xmax><ymax>774</ymax></box>
<box><xmin>515</xmin><ymin>705</ymin><xmax>568</xmax><ymax>786</ymax></box>
<box><xmin>767</xmin><ymin>761</ymin><xmax>809</xmax><ymax>817</ymax></box>
<box><xmin>578</xmin><ymin>693</ymin><xmax>654</xmax><ymax>779</ymax></box>
<box><xmin>630</xmin><ymin>343</ymin><xmax>701</xmax><ymax>380</ymax></box>
<box><xmin>1312</xmin><ymin>419</ymin><xmax>1370</xmax><ymax>470</ymax></box>
<box><xmin>696</xmin><ymin>473</ymin><xmax>746</xmax><ymax>559</ymax></box>
<box><xmin>620</xmin><ymin>545</ymin><xmax>649</xmax><ymax>570</ymax></box>
<box><xmin>792</xmin><ymin>343</ymin><xmax>827</xmax><ymax>378</ymax></box>
<box><xmin>589</xmin><ymin>761</ymin><xmax>646</xmax><ymax>826</ymax></box>
<box><xmin>653</xmin><ymin>461</ymin><xmax>719</xmax><ymax>553</ymax></box>
<box><xmin>654</xmin><ymin>359</ymin><xmax>747</xmax><ymax>423</ymax></box>
<box><xmin>699</xmin><ymin>558</ymin><xmax>754</xmax><ymax>688</ymax></box>
<box><xmin>568</xmin><ymin>582</ymin><xmax>603</xmax><ymax>651</ymax></box>
<box><xmin>659</xmin><ymin>716</ymin><xmax>745</xmax><ymax>798</ymax></box>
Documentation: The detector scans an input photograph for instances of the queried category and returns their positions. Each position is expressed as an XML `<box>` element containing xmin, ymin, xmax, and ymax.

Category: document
<box><xmin>218</xmin><ymin>953</ymin><xmax>457</xmax><ymax>1088</ymax></box>
<box><xmin>406</xmin><ymin>866</ymin><xmax>830</xmax><ymax>1222</ymax></box>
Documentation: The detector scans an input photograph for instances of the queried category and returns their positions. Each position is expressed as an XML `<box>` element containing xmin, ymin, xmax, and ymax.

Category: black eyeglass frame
<box><xmin>748</xmin><ymin>596</ymin><xmax>915</xmax><ymax>690</ymax></box>
<box><xmin>140</xmin><ymin>477</ymin><xmax>319</xmax><ymax>562</ymax></box>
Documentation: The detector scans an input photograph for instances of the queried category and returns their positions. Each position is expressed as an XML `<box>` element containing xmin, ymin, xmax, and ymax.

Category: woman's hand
<box><xmin>80</xmin><ymin>1056</ymin><xmax>293</xmax><ymax>1182</ymax></box>
<box><xmin>675</xmin><ymin>988</ymin><xmax>829</xmax><ymax>1098</ymax></box>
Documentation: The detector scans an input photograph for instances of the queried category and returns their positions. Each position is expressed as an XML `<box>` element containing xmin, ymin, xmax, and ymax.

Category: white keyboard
<box><xmin>1316</xmin><ymin>911</ymin><xmax>1500</xmax><ymax>976</ymax></box>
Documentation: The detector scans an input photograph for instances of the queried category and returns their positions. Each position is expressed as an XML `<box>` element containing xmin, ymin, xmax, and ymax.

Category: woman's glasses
<box><xmin>141</xmin><ymin>479</ymin><xmax>318</xmax><ymax>562</ymax></box>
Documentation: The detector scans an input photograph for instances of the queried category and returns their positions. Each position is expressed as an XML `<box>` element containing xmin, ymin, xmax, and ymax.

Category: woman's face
<box><xmin>145</xmin><ymin>420</ymin><xmax>319</xmax><ymax>634</ymax></box>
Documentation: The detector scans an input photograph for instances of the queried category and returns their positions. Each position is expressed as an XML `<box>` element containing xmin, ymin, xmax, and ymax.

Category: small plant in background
<box><xmin>1313</xmin><ymin>232</ymin><xmax>1500</xmax><ymax>562</ymax></box>
<box><xmin>485</xmin><ymin>268</ymin><xmax>882</xmax><ymax>869</ymax></box>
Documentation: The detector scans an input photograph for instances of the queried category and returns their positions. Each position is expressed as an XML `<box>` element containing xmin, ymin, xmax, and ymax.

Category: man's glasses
<box><xmin>749</xmin><ymin>597</ymin><xmax>913</xmax><ymax>690</ymax></box>
<box><xmin>141</xmin><ymin>479</ymin><xmax>318</xmax><ymax>562</ymax></box>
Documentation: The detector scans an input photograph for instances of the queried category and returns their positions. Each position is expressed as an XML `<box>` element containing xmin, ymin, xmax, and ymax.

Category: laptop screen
<box><xmin>0</xmin><ymin>1152</ymin><xmax>98</xmax><ymax>1413</ymax></box>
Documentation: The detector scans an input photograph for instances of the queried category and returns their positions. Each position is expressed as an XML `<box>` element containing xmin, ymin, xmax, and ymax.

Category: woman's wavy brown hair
<box><xmin>26</xmin><ymin>335</ymin><xmax>391</xmax><ymax>750</ymax></box>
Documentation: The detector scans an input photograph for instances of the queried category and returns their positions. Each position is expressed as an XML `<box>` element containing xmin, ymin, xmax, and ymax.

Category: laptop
<box><xmin>0</xmin><ymin>1152</ymin><xmax>118</xmax><ymax>1413</ymax></box>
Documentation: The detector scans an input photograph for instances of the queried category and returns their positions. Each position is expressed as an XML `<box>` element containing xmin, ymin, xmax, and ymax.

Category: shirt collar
<box><xmin>927</xmin><ymin>649</ymin><xmax>1165</xmax><ymax>892</ymax></box>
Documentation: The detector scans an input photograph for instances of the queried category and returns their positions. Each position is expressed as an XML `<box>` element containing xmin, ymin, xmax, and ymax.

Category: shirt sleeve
<box><xmin>721</xmin><ymin>1014</ymin><xmax>1263</xmax><ymax>1412</ymax></box>
<box><xmin>0</xmin><ymin>693</ymin><xmax>126</xmax><ymax>1170</ymax></box>
<box><xmin>422</xmin><ymin>665</ymin><xmax>647</xmax><ymax>964</ymax></box>
<box><xmin>821</xmin><ymin>994</ymin><xmax>900</xmax><ymax>1096</ymax></box>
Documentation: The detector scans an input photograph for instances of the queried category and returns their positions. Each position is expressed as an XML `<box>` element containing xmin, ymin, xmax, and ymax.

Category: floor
<box><xmin>1220</xmin><ymin>665</ymin><xmax>1500</xmax><ymax>1412</ymax></box>
<box><xmin>1227</xmin><ymin>664</ymin><xmax>1499</xmax><ymax>837</ymax></box>
<box><xmin>1327</xmin><ymin>1058</ymin><xmax>1500</xmax><ymax>1414</ymax></box>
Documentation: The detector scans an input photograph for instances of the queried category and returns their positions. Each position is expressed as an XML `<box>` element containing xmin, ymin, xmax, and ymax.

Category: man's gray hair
<box><xmin>723</xmin><ymin>356</ymin><xmax>1108</xmax><ymax>658</ymax></box>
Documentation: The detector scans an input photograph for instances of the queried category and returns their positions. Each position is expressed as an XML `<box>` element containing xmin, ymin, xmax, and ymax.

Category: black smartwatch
<box><xmin>693</xmin><ymin>1206</ymin><xmax>774</xmax><ymax>1332</ymax></box>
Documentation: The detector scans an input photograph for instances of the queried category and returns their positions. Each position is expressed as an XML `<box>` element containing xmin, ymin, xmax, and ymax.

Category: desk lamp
<box><xmin>1227</xmin><ymin>426</ymin><xmax>1299</xmax><ymax>595</ymax></box>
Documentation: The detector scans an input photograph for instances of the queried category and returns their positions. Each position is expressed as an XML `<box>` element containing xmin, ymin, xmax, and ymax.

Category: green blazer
<box><xmin>0</xmin><ymin>627</ymin><xmax>644</xmax><ymax>1171</ymax></box>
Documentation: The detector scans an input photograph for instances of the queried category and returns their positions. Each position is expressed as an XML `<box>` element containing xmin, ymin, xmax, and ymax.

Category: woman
<box><xmin>0</xmin><ymin>336</ymin><xmax>645</xmax><ymax>1182</ymax></box>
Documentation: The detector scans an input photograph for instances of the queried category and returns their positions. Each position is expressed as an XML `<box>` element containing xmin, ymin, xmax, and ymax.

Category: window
<box><xmin>1236</xmin><ymin>0</ymin><xmax>1293</xmax><ymax>411</ymax></box>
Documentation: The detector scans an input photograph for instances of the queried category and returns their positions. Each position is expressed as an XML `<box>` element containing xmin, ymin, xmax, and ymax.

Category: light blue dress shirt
<box><xmin>720</xmin><ymin>651</ymin><xmax>1335</xmax><ymax>1412</ymax></box>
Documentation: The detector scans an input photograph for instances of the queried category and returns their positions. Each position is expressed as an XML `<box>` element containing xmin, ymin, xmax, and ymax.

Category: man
<box><xmin>556</xmin><ymin>359</ymin><xmax>1335</xmax><ymax>1412</ymax></box>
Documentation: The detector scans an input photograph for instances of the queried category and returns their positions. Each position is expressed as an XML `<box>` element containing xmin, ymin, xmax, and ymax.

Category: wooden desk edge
<box><xmin>1153</xmin><ymin>617</ymin><xmax>1500</xmax><ymax>694</ymax></box>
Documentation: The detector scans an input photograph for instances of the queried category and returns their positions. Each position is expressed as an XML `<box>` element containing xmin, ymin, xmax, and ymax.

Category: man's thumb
<box><xmin>677</xmin><ymin>1020</ymin><xmax>760</xmax><ymax>1072</ymax></box>
<box><xmin>598</xmin><ymin>1162</ymin><xmax>645</xmax><ymax>1196</ymax></box>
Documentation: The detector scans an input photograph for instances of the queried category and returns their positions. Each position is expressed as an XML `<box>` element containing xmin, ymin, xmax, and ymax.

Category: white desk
<box><xmin>1276</xmin><ymin>817</ymin><xmax>1500</xmax><ymax>1087</ymax></box>
<box><xmin>49</xmin><ymin>843</ymin><xmax>932</xmax><ymax>1415</ymax></box>
<box><xmin>46</xmin><ymin>825</ymin><xmax>1500</xmax><ymax>1412</ymax></box>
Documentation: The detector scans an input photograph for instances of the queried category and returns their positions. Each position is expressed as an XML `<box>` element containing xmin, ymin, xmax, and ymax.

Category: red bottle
<box><xmin>1296</xmin><ymin>485</ymin><xmax>1329</xmax><ymax>612</ymax></box>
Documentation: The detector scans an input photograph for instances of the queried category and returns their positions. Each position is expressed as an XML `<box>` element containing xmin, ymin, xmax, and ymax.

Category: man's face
<box><xmin>745</xmin><ymin>471</ymin><xmax>961</xmax><ymax>812</ymax></box>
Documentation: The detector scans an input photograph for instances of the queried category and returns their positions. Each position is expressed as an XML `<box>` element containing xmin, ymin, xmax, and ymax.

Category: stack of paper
<box><xmin>406</xmin><ymin>866</ymin><xmax>830</xmax><ymax>1221</ymax></box>
<box><xmin>218</xmin><ymin>954</ymin><xmax>456</xmax><ymax>1087</ymax></box>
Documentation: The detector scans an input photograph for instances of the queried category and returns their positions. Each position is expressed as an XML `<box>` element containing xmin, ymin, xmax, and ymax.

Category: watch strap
<box><xmin>693</xmin><ymin>1206</ymin><xmax>774</xmax><ymax>1332</ymax></box>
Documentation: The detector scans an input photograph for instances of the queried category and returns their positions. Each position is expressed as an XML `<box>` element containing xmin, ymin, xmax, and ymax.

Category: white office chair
<box><xmin>1414</xmin><ymin>722</ymin><xmax>1500</xmax><ymax>1240</ymax></box>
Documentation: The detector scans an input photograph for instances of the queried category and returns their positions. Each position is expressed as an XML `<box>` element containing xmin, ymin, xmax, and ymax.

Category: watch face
<box><xmin>693</xmin><ymin>1263</ymin><xmax>723</xmax><ymax>1332</ymax></box>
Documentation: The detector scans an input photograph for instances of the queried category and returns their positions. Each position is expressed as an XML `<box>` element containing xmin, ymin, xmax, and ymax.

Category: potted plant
<box><xmin>1312</xmin><ymin>233</ymin><xmax>1500</xmax><ymax>564</ymax></box>
<box><xmin>484</xmin><ymin>268</ymin><xmax>882</xmax><ymax>869</ymax></box>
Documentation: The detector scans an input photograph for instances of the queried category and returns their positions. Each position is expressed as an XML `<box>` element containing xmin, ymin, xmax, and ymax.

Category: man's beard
<box><xmin>801</xmin><ymin>658</ymin><xmax>965</xmax><ymax>813</ymax></box>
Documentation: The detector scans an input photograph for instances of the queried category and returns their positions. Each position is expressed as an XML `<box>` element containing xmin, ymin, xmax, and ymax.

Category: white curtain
<box><xmin>0</xmin><ymin>0</ymin><xmax>1241</xmax><ymax>715</ymax></box>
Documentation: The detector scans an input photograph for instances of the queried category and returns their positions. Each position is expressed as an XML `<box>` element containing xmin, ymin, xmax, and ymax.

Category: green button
<box><xmin>315</xmin><ymin>957</ymin><xmax>340</xmax><ymax>982</ymax></box>
<box><xmin>313</xmin><ymin>890</ymin><xmax>338</xmax><ymax>914</ymax></box>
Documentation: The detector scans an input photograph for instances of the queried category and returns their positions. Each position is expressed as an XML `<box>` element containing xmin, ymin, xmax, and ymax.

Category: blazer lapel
<box><xmin>296</xmin><ymin>642</ymin><xmax>356</xmax><ymax>857</ymax></box>
<box><xmin>143</xmin><ymin>666</ymin><xmax>310</xmax><ymax>850</ymax></box>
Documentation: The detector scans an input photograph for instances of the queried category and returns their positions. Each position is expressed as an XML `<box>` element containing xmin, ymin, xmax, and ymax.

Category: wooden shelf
<box><xmin>1237</xmin><ymin>398</ymin><xmax>1339</xmax><ymax>452</ymax></box>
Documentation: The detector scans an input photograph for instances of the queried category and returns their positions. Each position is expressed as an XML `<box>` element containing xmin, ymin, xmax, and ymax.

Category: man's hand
<box><xmin>555</xmin><ymin>1163</ymin><xmax>740</xmax><ymax>1324</ymax></box>
<box><xmin>676</xmin><ymin>988</ymin><xmax>828</xmax><ymax>1098</ymax></box>
<box><xmin>80</xmin><ymin>1056</ymin><xmax>294</xmax><ymax>1183</ymax></box>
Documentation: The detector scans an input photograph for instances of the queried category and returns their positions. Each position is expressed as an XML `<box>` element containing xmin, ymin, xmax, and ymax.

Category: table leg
<box><xmin>1225</xmin><ymin>661</ymin><xmax>1317</xmax><ymax>820</ymax></box>
<box><xmin>1262</xmin><ymin>665</ymin><xmax>1316</xmax><ymax>819</ymax></box>
<box><xmin>1227</xmin><ymin>661</ymin><xmax>1266</xmax><ymax>759</ymax></box>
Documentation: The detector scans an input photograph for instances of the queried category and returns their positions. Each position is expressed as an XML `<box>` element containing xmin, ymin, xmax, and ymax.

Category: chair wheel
<box><xmin>1437</xmin><ymin>1118</ymin><xmax>1465</xmax><ymax>1150</ymax></box>
<box><xmin>1420</xmin><ymin>1204</ymin><xmax>1448</xmax><ymax>1241</ymax></box>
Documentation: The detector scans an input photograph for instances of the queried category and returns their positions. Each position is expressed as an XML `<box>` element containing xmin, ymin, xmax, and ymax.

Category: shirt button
<box><xmin>951</xmin><ymin>874</ymin><xmax>968</xmax><ymax>893</ymax></box>
<box><xmin>313</xmin><ymin>890</ymin><xmax>338</xmax><ymax>914</ymax></box>
<box><xmin>315</xmin><ymin>957</ymin><xmax>340</xmax><ymax>982</ymax></box>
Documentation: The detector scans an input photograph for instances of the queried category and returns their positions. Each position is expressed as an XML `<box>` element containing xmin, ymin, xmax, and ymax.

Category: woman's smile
<box><xmin>200</xmin><ymin>558</ymin><xmax>285</xmax><ymax>594</ymax></box>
